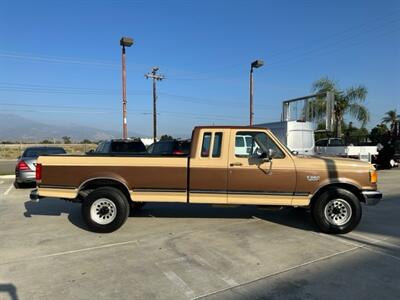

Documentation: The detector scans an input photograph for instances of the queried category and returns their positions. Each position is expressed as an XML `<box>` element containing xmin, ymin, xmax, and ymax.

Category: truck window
<box><xmin>315</xmin><ymin>139</ymin><xmax>328</xmax><ymax>147</ymax></box>
<box><xmin>329</xmin><ymin>139</ymin><xmax>344</xmax><ymax>146</ymax></box>
<box><xmin>201</xmin><ymin>132</ymin><xmax>212</xmax><ymax>157</ymax></box>
<box><xmin>212</xmin><ymin>132</ymin><xmax>223</xmax><ymax>157</ymax></box>
<box><xmin>235</xmin><ymin>131</ymin><xmax>285</xmax><ymax>158</ymax></box>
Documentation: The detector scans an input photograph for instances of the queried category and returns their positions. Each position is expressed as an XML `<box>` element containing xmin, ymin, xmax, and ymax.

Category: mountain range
<box><xmin>0</xmin><ymin>114</ymin><xmax>139</xmax><ymax>141</ymax></box>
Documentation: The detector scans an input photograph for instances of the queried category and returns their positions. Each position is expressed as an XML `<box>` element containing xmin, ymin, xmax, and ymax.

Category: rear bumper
<box><xmin>30</xmin><ymin>189</ymin><xmax>43</xmax><ymax>201</ymax></box>
<box><xmin>362</xmin><ymin>190</ymin><xmax>382</xmax><ymax>206</ymax></box>
<box><xmin>16</xmin><ymin>171</ymin><xmax>36</xmax><ymax>183</ymax></box>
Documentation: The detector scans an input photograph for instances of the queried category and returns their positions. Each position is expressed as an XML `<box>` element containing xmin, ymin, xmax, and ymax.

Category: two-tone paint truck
<box><xmin>30</xmin><ymin>126</ymin><xmax>382</xmax><ymax>233</ymax></box>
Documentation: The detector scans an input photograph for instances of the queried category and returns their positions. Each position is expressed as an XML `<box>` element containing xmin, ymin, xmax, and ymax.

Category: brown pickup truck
<box><xmin>30</xmin><ymin>126</ymin><xmax>382</xmax><ymax>233</ymax></box>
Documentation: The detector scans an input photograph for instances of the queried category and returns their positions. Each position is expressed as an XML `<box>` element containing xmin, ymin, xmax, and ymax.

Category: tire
<box><xmin>14</xmin><ymin>181</ymin><xmax>21</xmax><ymax>189</ymax></box>
<box><xmin>312</xmin><ymin>188</ymin><xmax>362</xmax><ymax>234</ymax></box>
<box><xmin>81</xmin><ymin>187</ymin><xmax>130</xmax><ymax>233</ymax></box>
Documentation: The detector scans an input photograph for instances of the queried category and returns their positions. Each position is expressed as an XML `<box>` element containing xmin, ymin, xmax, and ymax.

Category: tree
<box><xmin>62</xmin><ymin>136</ymin><xmax>72</xmax><ymax>144</ymax></box>
<box><xmin>370</xmin><ymin>123</ymin><xmax>389</xmax><ymax>144</ymax></box>
<box><xmin>160</xmin><ymin>135</ymin><xmax>173</xmax><ymax>141</ymax></box>
<box><xmin>382</xmin><ymin>109</ymin><xmax>400</xmax><ymax>130</ymax></box>
<box><xmin>80</xmin><ymin>139</ymin><xmax>92</xmax><ymax>144</ymax></box>
<box><xmin>312</xmin><ymin>77</ymin><xmax>369</xmax><ymax>138</ymax></box>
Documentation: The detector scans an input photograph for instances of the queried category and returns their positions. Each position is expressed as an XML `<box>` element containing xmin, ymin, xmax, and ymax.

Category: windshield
<box><xmin>111</xmin><ymin>141</ymin><xmax>146</xmax><ymax>153</ymax></box>
<box><xmin>23</xmin><ymin>147</ymin><xmax>66</xmax><ymax>158</ymax></box>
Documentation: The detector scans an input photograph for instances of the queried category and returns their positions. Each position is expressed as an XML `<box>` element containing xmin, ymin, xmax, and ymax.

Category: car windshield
<box><xmin>23</xmin><ymin>148</ymin><xmax>66</xmax><ymax>158</ymax></box>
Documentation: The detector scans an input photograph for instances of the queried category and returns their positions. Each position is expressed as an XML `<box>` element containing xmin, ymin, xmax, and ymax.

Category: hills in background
<box><xmin>0</xmin><ymin>114</ymin><xmax>137</xmax><ymax>141</ymax></box>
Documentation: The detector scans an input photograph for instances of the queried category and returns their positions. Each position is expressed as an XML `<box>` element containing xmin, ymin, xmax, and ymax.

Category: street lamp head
<box><xmin>251</xmin><ymin>59</ymin><xmax>264</xmax><ymax>68</ymax></box>
<box><xmin>120</xmin><ymin>37</ymin><xmax>134</xmax><ymax>47</ymax></box>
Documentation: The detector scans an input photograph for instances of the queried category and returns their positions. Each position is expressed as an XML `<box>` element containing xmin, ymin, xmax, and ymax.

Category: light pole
<box><xmin>145</xmin><ymin>67</ymin><xmax>165</xmax><ymax>142</ymax></box>
<box><xmin>120</xmin><ymin>36</ymin><xmax>134</xmax><ymax>139</ymax></box>
<box><xmin>249</xmin><ymin>59</ymin><xmax>264</xmax><ymax>126</ymax></box>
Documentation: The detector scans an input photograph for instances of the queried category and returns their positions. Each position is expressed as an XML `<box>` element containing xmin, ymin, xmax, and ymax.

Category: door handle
<box><xmin>230</xmin><ymin>162</ymin><xmax>243</xmax><ymax>167</ymax></box>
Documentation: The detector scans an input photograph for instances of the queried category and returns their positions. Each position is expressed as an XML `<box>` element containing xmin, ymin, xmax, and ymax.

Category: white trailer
<box><xmin>257</xmin><ymin>121</ymin><xmax>315</xmax><ymax>155</ymax></box>
<box><xmin>315</xmin><ymin>138</ymin><xmax>378</xmax><ymax>163</ymax></box>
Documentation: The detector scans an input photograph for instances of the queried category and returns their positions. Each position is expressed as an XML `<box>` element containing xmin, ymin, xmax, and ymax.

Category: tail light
<box><xmin>17</xmin><ymin>161</ymin><xmax>31</xmax><ymax>171</ymax></box>
<box><xmin>35</xmin><ymin>163</ymin><xmax>42</xmax><ymax>181</ymax></box>
<box><xmin>172</xmin><ymin>150</ymin><xmax>184</xmax><ymax>155</ymax></box>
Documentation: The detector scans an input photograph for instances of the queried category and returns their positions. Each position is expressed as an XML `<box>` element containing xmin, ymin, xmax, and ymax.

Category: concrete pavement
<box><xmin>0</xmin><ymin>160</ymin><xmax>16</xmax><ymax>175</ymax></box>
<box><xmin>0</xmin><ymin>169</ymin><xmax>399</xmax><ymax>300</ymax></box>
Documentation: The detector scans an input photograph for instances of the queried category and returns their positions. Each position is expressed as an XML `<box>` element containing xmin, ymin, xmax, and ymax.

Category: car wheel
<box><xmin>312</xmin><ymin>188</ymin><xmax>362</xmax><ymax>234</ymax></box>
<box><xmin>82</xmin><ymin>187</ymin><xmax>130</xmax><ymax>233</ymax></box>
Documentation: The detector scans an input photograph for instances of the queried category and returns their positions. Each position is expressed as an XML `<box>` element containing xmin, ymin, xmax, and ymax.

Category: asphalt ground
<box><xmin>0</xmin><ymin>160</ymin><xmax>15</xmax><ymax>175</ymax></box>
<box><xmin>0</xmin><ymin>169</ymin><xmax>399</xmax><ymax>300</ymax></box>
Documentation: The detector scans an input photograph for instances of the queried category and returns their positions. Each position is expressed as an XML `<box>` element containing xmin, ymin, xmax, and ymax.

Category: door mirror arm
<box><xmin>259</xmin><ymin>148</ymin><xmax>273</xmax><ymax>162</ymax></box>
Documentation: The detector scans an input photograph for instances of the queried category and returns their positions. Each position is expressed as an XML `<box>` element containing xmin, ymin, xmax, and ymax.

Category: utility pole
<box><xmin>145</xmin><ymin>67</ymin><xmax>165</xmax><ymax>142</ymax></box>
<box><xmin>120</xmin><ymin>37</ymin><xmax>134</xmax><ymax>139</ymax></box>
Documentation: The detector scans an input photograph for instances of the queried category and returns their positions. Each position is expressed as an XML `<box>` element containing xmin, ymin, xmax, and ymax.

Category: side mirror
<box><xmin>291</xmin><ymin>150</ymin><xmax>299</xmax><ymax>156</ymax></box>
<box><xmin>258</xmin><ymin>149</ymin><xmax>273</xmax><ymax>162</ymax></box>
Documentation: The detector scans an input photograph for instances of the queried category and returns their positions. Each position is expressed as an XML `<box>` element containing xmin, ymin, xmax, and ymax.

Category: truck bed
<box><xmin>37</xmin><ymin>155</ymin><xmax>189</xmax><ymax>201</ymax></box>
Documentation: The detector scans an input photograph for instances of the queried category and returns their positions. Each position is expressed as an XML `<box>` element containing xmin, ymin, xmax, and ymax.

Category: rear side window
<box><xmin>212</xmin><ymin>132</ymin><xmax>223</xmax><ymax>157</ymax></box>
<box><xmin>201</xmin><ymin>132</ymin><xmax>212</xmax><ymax>157</ymax></box>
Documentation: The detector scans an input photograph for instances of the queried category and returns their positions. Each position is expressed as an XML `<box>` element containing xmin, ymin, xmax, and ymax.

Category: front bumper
<box><xmin>362</xmin><ymin>190</ymin><xmax>383</xmax><ymax>205</ymax></box>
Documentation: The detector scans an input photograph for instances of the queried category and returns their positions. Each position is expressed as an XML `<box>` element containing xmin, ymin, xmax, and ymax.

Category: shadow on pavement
<box><xmin>24</xmin><ymin>197</ymin><xmax>318</xmax><ymax>233</ymax></box>
<box><xmin>23</xmin><ymin>199</ymin><xmax>88</xmax><ymax>231</ymax></box>
<box><xmin>0</xmin><ymin>283</ymin><xmax>18</xmax><ymax>300</ymax></box>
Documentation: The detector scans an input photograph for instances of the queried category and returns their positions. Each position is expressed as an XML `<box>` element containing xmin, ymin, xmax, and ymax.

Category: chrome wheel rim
<box><xmin>90</xmin><ymin>198</ymin><xmax>117</xmax><ymax>225</ymax></box>
<box><xmin>324</xmin><ymin>199</ymin><xmax>352</xmax><ymax>226</ymax></box>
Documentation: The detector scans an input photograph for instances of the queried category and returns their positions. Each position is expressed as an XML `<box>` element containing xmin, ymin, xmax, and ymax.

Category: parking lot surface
<box><xmin>0</xmin><ymin>160</ymin><xmax>15</xmax><ymax>175</ymax></box>
<box><xmin>0</xmin><ymin>170</ymin><xmax>399</xmax><ymax>299</ymax></box>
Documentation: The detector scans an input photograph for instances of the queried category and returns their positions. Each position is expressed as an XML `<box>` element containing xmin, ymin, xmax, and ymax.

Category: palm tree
<box><xmin>311</xmin><ymin>77</ymin><xmax>369</xmax><ymax>138</ymax></box>
<box><xmin>382</xmin><ymin>109</ymin><xmax>400</xmax><ymax>130</ymax></box>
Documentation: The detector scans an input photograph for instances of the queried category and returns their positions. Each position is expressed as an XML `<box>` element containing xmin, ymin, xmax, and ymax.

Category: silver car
<box><xmin>15</xmin><ymin>146</ymin><xmax>66</xmax><ymax>188</ymax></box>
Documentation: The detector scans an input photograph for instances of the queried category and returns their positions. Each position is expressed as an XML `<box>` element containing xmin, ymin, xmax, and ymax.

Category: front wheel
<box><xmin>312</xmin><ymin>188</ymin><xmax>362</xmax><ymax>234</ymax></box>
<box><xmin>82</xmin><ymin>187</ymin><xmax>130</xmax><ymax>233</ymax></box>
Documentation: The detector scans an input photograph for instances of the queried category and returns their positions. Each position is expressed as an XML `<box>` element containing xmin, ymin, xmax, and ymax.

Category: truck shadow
<box><xmin>133</xmin><ymin>203</ymin><xmax>317</xmax><ymax>231</ymax></box>
<box><xmin>0</xmin><ymin>283</ymin><xmax>19</xmax><ymax>300</ymax></box>
<box><xmin>23</xmin><ymin>198</ymin><xmax>87</xmax><ymax>230</ymax></box>
<box><xmin>24</xmin><ymin>198</ymin><xmax>316</xmax><ymax>232</ymax></box>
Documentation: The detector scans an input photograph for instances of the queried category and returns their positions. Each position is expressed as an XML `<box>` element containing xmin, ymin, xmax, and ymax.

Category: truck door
<box><xmin>227</xmin><ymin>129</ymin><xmax>296</xmax><ymax>205</ymax></box>
<box><xmin>189</xmin><ymin>129</ymin><xmax>230</xmax><ymax>203</ymax></box>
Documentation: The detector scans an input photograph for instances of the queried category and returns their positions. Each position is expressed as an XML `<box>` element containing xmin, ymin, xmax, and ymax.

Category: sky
<box><xmin>0</xmin><ymin>0</ymin><xmax>399</xmax><ymax>137</ymax></box>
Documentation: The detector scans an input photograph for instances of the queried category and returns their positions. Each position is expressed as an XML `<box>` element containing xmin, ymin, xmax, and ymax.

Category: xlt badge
<box><xmin>307</xmin><ymin>175</ymin><xmax>320</xmax><ymax>182</ymax></box>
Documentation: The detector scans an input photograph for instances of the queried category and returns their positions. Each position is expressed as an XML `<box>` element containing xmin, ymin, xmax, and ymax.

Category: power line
<box><xmin>0</xmin><ymin>52</ymin><xmax>119</xmax><ymax>67</ymax></box>
<box><xmin>0</xmin><ymin>103</ymin><xmax>245</xmax><ymax>121</ymax></box>
<box><xmin>266</xmin><ymin>17</ymin><xmax>400</xmax><ymax>69</ymax></box>
<box><xmin>0</xmin><ymin>82</ymin><xmax>277</xmax><ymax>109</ymax></box>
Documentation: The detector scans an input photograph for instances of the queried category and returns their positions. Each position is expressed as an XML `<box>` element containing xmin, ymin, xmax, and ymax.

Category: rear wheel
<box><xmin>312</xmin><ymin>188</ymin><xmax>362</xmax><ymax>234</ymax></box>
<box><xmin>82</xmin><ymin>187</ymin><xmax>130</xmax><ymax>233</ymax></box>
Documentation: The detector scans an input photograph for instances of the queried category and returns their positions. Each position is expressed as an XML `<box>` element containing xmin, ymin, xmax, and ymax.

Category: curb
<box><xmin>0</xmin><ymin>175</ymin><xmax>15</xmax><ymax>179</ymax></box>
